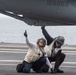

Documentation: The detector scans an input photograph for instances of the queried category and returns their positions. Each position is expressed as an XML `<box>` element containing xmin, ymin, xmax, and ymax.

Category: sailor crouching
<box><xmin>40</xmin><ymin>26</ymin><xmax>66</xmax><ymax>73</ymax></box>
<box><xmin>16</xmin><ymin>30</ymin><xmax>53</xmax><ymax>73</ymax></box>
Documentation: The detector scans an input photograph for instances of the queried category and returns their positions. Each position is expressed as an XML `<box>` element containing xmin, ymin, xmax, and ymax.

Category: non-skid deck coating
<box><xmin>0</xmin><ymin>42</ymin><xmax>76</xmax><ymax>75</ymax></box>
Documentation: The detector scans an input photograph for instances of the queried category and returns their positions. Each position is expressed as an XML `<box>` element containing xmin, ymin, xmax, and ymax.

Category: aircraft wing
<box><xmin>0</xmin><ymin>0</ymin><xmax>76</xmax><ymax>26</ymax></box>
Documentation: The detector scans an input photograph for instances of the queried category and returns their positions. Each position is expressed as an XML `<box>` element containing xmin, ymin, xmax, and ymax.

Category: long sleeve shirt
<box><xmin>42</xmin><ymin>28</ymin><xmax>54</xmax><ymax>45</ymax></box>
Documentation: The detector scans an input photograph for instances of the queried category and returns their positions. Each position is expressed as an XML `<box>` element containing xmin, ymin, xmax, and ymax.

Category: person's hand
<box><xmin>41</xmin><ymin>26</ymin><xmax>45</xmax><ymax>29</ymax></box>
<box><xmin>24</xmin><ymin>30</ymin><xmax>27</xmax><ymax>38</ymax></box>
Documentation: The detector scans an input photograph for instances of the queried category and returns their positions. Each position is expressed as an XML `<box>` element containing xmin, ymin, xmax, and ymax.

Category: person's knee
<box><xmin>62</xmin><ymin>53</ymin><xmax>66</xmax><ymax>59</ymax></box>
<box><xmin>42</xmin><ymin>57</ymin><xmax>46</xmax><ymax>63</ymax></box>
<box><xmin>23</xmin><ymin>68</ymin><xmax>30</xmax><ymax>73</ymax></box>
<box><xmin>60</xmin><ymin>53</ymin><xmax>66</xmax><ymax>63</ymax></box>
<box><xmin>40</xmin><ymin>64</ymin><xmax>49</xmax><ymax>73</ymax></box>
<box><xmin>16</xmin><ymin>63</ymin><xmax>24</xmax><ymax>73</ymax></box>
<box><xmin>39</xmin><ymin>57</ymin><xmax>46</xmax><ymax>63</ymax></box>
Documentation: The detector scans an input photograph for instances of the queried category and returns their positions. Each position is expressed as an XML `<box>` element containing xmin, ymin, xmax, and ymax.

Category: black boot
<box><xmin>54</xmin><ymin>68</ymin><xmax>64</xmax><ymax>73</ymax></box>
<box><xmin>57</xmin><ymin>69</ymin><xmax>64</xmax><ymax>73</ymax></box>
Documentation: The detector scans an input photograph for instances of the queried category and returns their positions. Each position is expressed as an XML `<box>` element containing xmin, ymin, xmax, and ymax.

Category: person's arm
<box><xmin>26</xmin><ymin>37</ymin><xmax>36</xmax><ymax>49</ymax></box>
<box><xmin>41</xmin><ymin>26</ymin><xmax>54</xmax><ymax>45</ymax></box>
<box><xmin>24</xmin><ymin>30</ymin><xmax>36</xmax><ymax>49</ymax></box>
<box><xmin>44</xmin><ymin>53</ymin><xmax>52</xmax><ymax>68</ymax></box>
<box><xmin>46</xmin><ymin>57</ymin><xmax>52</xmax><ymax>69</ymax></box>
<box><xmin>46</xmin><ymin>57</ymin><xmax>54</xmax><ymax>73</ymax></box>
<box><xmin>44</xmin><ymin>53</ymin><xmax>54</xmax><ymax>73</ymax></box>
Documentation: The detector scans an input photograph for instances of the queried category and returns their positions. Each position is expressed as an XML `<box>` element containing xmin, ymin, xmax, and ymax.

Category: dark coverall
<box><xmin>40</xmin><ymin>28</ymin><xmax>66</xmax><ymax>73</ymax></box>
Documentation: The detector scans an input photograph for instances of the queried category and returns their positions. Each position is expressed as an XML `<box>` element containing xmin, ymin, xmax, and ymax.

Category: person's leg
<box><xmin>59</xmin><ymin>53</ymin><xmax>66</xmax><ymax>66</ymax></box>
<box><xmin>23</xmin><ymin>62</ymin><xmax>33</xmax><ymax>73</ymax></box>
<box><xmin>40</xmin><ymin>63</ymin><xmax>49</xmax><ymax>73</ymax></box>
<box><xmin>54</xmin><ymin>55</ymin><xmax>61</xmax><ymax>73</ymax></box>
<box><xmin>54</xmin><ymin>51</ymin><xmax>66</xmax><ymax>73</ymax></box>
<box><xmin>16</xmin><ymin>63</ymin><xmax>24</xmax><ymax>73</ymax></box>
<box><xmin>32</xmin><ymin>57</ymin><xmax>46</xmax><ymax>73</ymax></box>
<box><xmin>16</xmin><ymin>61</ymin><xmax>26</xmax><ymax>73</ymax></box>
<box><xmin>55</xmin><ymin>53</ymin><xmax>66</xmax><ymax>73</ymax></box>
<box><xmin>39</xmin><ymin>57</ymin><xmax>55</xmax><ymax>73</ymax></box>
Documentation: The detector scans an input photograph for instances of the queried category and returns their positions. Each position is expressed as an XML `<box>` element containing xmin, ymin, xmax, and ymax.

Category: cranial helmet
<box><xmin>55</xmin><ymin>36</ymin><xmax>65</xmax><ymax>46</ymax></box>
<box><xmin>37</xmin><ymin>38</ymin><xmax>46</xmax><ymax>45</ymax></box>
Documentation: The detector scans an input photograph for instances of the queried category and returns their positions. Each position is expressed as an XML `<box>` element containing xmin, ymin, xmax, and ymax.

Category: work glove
<box><xmin>24</xmin><ymin>30</ymin><xmax>27</xmax><ymax>38</ymax></box>
<box><xmin>41</xmin><ymin>26</ymin><xmax>45</xmax><ymax>30</ymax></box>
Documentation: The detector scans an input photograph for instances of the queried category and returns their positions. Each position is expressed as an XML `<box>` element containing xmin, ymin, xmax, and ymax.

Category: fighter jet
<box><xmin>0</xmin><ymin>0</ymin><xmax>76</xmax><ymax>26</ymax></box>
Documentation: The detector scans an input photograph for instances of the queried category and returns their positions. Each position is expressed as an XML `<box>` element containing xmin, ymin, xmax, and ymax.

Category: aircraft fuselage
<box><xmin>0</xmin><ymin>0</ymin><xmax>76</xmax><ymax>25</ymax></box>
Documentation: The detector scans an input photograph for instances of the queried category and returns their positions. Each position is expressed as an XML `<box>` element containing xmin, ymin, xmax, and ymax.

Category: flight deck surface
<box><xmin>0</xmin><ymin>43</ymin><xmax>76</xmax><ymax>75</ymax></box>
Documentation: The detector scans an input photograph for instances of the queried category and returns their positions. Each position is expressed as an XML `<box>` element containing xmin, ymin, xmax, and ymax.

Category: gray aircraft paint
<box><xmin>0</xmin><ymin>0</ymin><xmax>76</xmax><ymax>26</ymax></box>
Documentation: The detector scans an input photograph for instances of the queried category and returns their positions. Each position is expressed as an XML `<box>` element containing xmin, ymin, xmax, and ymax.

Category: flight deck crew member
<box><xmin>16</xmin><ymin>30</ymin><xmax>53</xmax><ymax>73</ymax></box>
<box><xmin>40</xmin><ymin>26</ymin><xmax>66</xmax><ymax>73</ymax></box>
